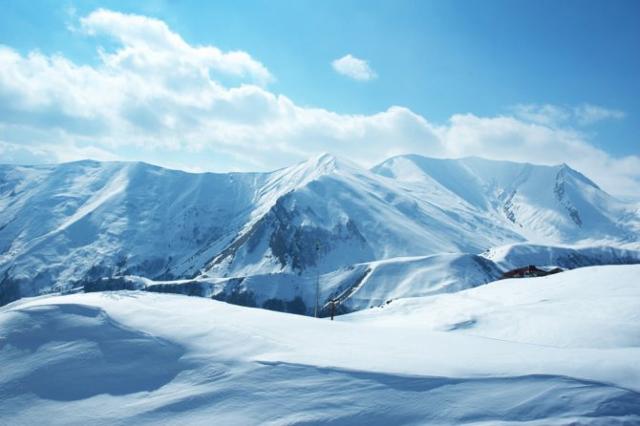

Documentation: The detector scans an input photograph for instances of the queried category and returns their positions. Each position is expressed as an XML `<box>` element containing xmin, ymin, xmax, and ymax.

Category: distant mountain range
<box><xmin>2</xmin><ymin>154</ymin><xmax>639</xmax><ymax>308</ymax></box>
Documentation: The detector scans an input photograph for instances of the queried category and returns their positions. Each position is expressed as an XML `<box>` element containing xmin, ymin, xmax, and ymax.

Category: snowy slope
<box><xmin>0</xmin><ymin>161</ymin><xmax>272</xmax><ymax>304</ymax></box>
<box><xmin>344</xmin><ymin>265</ymin><xmax>640</xmax><ymax>349</ymax></box>
<box><xmin>1</xmin><ymin>154</ymin><xmax>639</xmax><ymax>306</ymax></box>
<box><xmin>201</xmin><ymin>154</ymin><xmax>523</xmax><ymax>278</ymax></box>
<box><xmin>482</xmin><ymin>242</ymin><xmax>640</xmax><ymax>270</ymax></box>
<box><xmin>1</xmin><ymin>265</ymin><xmax>639</xmax><ymax>425</ymax></box>
<box><xmin>373</xmin><ymin>154</ymin><xmax>640</xmax><ymax>244</ymax></box>
<box><xmin>91</xmin><ymin>253</ymin><xmax>502</xmax><ymax>316</ymax></box>
<box><xmin>316</xmin><ymin>253</ymin><xmax>502</xmax><ymax>312</ymax></box>
<box><xmin>94</xmin><ymin>244</ymin><xmax>640</xmax><ymax>316</ymax></box>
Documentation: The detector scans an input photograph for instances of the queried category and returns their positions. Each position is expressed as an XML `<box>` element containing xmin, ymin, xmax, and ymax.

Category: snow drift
<box><xmin>1</xmin><ymin>265</ymin><xmax>639</xmax><ymax>424</ymax></box>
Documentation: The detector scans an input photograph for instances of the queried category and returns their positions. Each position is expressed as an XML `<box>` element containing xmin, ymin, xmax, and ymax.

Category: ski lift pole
<box><xmin>314</xmin><ymin>241</ymin><xmax>320</xmax><ymax>318</ymax></box>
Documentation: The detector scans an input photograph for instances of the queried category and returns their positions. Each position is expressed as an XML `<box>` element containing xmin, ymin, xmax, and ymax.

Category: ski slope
<box><xmin>1</xmin><ymin>265</ymin><xmax>639</xmax><ymax>425</ymax></box>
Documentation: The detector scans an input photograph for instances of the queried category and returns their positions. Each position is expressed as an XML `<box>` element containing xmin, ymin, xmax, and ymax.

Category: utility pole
<box><xmin>314</xmin><ymin>241</ymin><xmax>320</xmax><ymax>318</ymax></box>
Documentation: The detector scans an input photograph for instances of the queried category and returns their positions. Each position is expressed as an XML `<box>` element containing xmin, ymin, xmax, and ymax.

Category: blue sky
<box><xmin>0</xmin><ymin>0</ymin><xmax>638</xmax><ymax>196</ymax></box>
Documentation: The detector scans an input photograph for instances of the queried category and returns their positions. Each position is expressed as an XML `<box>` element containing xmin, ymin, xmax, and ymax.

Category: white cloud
<box><xmin>574</xmin><ymin>104</ymin><xmax>626</xmax><ymax>125</ymax></box>
<box><xmin>0</xmin><ymin>141</ymin><xmax>52</xmax><ymax>164</ymax></box>
<box><xmin>331</xmin><ymin>54</ymin><xmax>377</xmax><ymax>81</ymax></box>
<box><xmin>512</xmin><ymin>103</ymin><xmax>626</xmax><ymax>127</ymax></box>
<box><xmin>0</xmin><ymin>139</ymin><xmax>118</xmax><ymax>165</ymax></box>
<box><xmin>0</xmin><ymin>9</ymin><xmax>637</xmax><ymax>199</ymax></box>
<box><xmin>80</xmin><ymin>9</ymin><xmax>273</xmax><ymax>85</ymax></box>
<box><xmin>511</xmin><ymin>104</ymin><xmax>572</xmax><ymax>127</ymax></box>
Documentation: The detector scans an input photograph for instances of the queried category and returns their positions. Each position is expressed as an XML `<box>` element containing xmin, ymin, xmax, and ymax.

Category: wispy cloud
<box><xmin>573</xmin><ymin>104</ymin><xmax>626</xmax><ymax>125</ymax></box>
<box><xmin>331</xmin><ymin>54</ymin><xmax>377</xmax><ymax>81</ymax></box>
<box><xmin>511</xmin><ymin>103</ymin><xmax>626</xmax><ymax>127</ymax></box>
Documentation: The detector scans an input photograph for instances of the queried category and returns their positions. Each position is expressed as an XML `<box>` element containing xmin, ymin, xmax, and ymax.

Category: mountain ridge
<box><xmin>1</xmin><ymin>154</ymin><xmax>638</xmax><ymax>306</ymax></box>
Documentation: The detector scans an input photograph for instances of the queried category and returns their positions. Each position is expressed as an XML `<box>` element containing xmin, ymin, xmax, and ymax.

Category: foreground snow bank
<box><xmin>344</xmin><ymin>264</ymin><xmax>640</xmax><ymax>349</ymax></box>
<box><xmin>1</xmin><ymin>265</ymin><xmax>639</xmax><ymax>425</ymax></box>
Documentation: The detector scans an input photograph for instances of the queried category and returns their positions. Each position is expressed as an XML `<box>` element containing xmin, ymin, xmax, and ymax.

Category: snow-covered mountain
<box><xmin>374</xmin><ymin>155</ymin><xmax>640</xmax><ymax>244</ymax></box>
<box><xmin>1</xmin><ymin>154</ymin><xmax>639</xmax><ymax>306</ymax></box>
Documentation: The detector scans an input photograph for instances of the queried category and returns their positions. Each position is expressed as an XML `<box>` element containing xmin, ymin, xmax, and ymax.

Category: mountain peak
<box><xmin>557</xmin><ymin>162</ymin><xmax>601</xmax><ymax>190</ymax></box>
<box><xmin>297</xmin><ymin>152</ymin><xmax>362</xmax><ymax>176</ymax></box>
<box><xmin>314</xmin><ymin>152</ymin><xmax>337</xmax><ymax>164</ymax></box>
<box><xmin>308</xmin><ymin>152</ymin><xmax>339</xmax><ymax>171</ymax></box>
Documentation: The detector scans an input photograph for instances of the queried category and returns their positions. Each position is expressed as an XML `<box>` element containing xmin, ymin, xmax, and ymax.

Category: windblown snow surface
<box><xmin>1</xmin><ymin>265</ymin><xmax>639</xmax><ymax>425</ymax></box>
